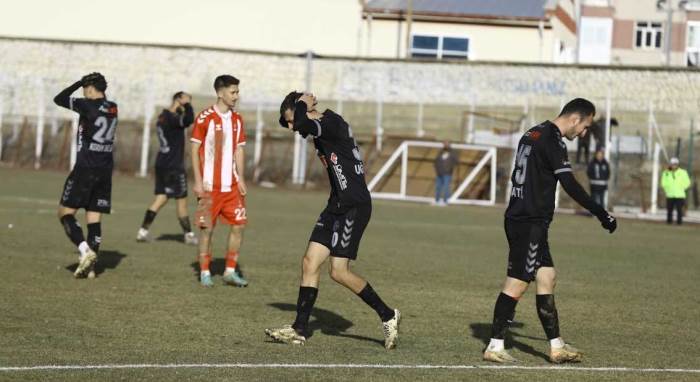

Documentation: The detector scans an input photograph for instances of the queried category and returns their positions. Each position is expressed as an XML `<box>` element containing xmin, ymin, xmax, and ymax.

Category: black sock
<box><xmin>292</xmin><ymin>286</ymin><xmax>318</xmax><ymax>335</ymax></box>
<box><xmin>491</xmin><ymin>292</ymin><xmax>519</xmax><ymax>339</ymax></box>
<box><xmin>141</xmin><ymin>209</ymin><xmax>157</xmax><ymax>230</ymax></box>
<box><xmin>357</xmin><ymin>283</ymin><xmax>394</xmax><ymax>322</ymax></box>
<box><xmin>536</xmin><ymin>294</ymin><xmax>560</xmax><ymax>340</ymax></box>
<box><xmin>178</xmin><ymin>216</ymin><xmax>192</xmax><ymax>233</ymax></box>
<box><xmin>59</xmin><ymin>215</ymin><xmax>85</xmax><ymax>247</ymax></box>
<box><xmin>87</xmin><ymin>223</ymin><xmax>102</xmax><ymax>253</ymax></box>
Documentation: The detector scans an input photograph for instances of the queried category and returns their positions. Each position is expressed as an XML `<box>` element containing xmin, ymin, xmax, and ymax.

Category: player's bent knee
<box><xmin>329</xmin><ymin>268</ymin><xmax>346</xmax><ymax>283</ymax></box>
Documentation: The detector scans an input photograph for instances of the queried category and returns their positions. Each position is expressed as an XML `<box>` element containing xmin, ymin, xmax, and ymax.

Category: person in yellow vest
<box><xmin>661</xmin><ymin>157</ymin><xmax>691</xmax><ymax>225</ymax></box>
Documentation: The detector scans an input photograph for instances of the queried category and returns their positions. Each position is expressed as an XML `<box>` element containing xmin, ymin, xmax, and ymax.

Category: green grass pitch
<box><xmin>0</xmin><ymin>167</ymin><xmax>698</xmax><ymax>381</ymax></box>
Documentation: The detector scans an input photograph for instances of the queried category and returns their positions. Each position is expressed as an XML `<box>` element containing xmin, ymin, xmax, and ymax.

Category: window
<box><xmin>688</xmin><ymin>22</ymin><xmax>700</xmax><ymax>66</ymax></box>
<box><xmin>634</xmin><ymin>22</ymin><xmax>663</xmax><ymax>49</ymax></box>
<box><xmin>411</xmin><ymin>35</ymin><xmax>439</xmax><ymax>58</ymax></box>
<box><xmin>410</xmin><ymin>35</ymin><xmax>469</xmax><ymax>60</ymax></box>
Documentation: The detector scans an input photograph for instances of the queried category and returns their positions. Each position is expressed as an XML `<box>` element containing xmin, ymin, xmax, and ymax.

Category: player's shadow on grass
<box><xmin>268</xmin><ymin>303</ymin><xmax>384</xmax><ymax>346</ymax></box>
<box><xmin>156</xmin><ymin>233</ymin><xmax>184</xmax><ymax>243</ymax></box>
<box><xmin>469</xmin><ymin>322</ymin><xmax>550</xmax><ymax>361</ymax></box>
<box><xmin>65</xmin><ymin>250</ymin><xmax>127</xmax><ymax>277</ymax></box>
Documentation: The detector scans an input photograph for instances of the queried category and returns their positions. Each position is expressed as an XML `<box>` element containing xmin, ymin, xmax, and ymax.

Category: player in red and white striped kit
<box><xmin>190</xmin><ymin>75</ymin><xmax>248</xmax><ymax>288</ymax></box>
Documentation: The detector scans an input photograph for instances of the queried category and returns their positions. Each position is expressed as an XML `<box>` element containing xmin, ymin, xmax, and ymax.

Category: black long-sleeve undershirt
<box><xmin>53</xmin><ymin>81</ymin><xmax>82</xmax><ymax>109</ymax></box>
<box><xmin>293</xmin><ymin>101</ymin><xmax>320</xmax><ymax>138</ymax></box>
<box><xmin>180</xmin><ymin>103</ymin><xmax>194</xmax><ymax>127</ymax></box>
<box><xmin>557</xmin><ymin>171</ymin><xmax>606</xmax><ymax>218</ymax></box>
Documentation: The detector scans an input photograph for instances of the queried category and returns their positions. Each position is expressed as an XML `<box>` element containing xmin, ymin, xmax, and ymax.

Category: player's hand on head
<box><xmin>298</xmin><ymin>93</ymin><xmax>315</xmax><ymax>110</ymax></box>
<box><xmin>597</xmin><ymin>212</ymin><xmax>617</xmax><ymax>233</ymax></box>
<box><xmin>80</xmin><ymin>72</ymin><xmax>101</xmax><ymax>86</ymax></box>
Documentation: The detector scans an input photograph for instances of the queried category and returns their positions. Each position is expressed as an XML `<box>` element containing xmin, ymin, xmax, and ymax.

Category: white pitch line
<box><xmin>1</xmin><ymin>363</ymin><xmax>699</xmax><ymax>373</ymax></box>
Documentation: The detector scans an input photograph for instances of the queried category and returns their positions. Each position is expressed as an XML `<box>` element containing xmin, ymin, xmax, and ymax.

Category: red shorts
<box><xmin>196</xmin><ymin>189</ymin><xmax>247</xmax><ymax>228</ymax></box>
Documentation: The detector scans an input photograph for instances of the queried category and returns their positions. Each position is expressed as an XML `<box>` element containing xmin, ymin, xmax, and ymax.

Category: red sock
<box><xmin>225</xmin><ymin>251</ymin><xmax>239</xmax><ymax>269</ymax></box>
<box><xmin>199</xmin><ymin>253</ymin><xmax>212</xmax><ymax>272</ymax></box>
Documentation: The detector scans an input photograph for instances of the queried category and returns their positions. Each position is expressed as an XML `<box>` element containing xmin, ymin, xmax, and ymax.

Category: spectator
<box><xmin>661</xmin><ymin>157</ymin><xmax>691</xmax><ymax>225</ymax></box>
<box><xmin>587</xmin><ymin>149</ymin><xmax>610</xmax><ymax>208</ymax></box>
<box><xmin>576</xmin><ymin>125</ymin><xmax>592</xmax><ymax>164</ymax></box>
<box><xmin>433</xmin><ymin>141</ymin><xmax>458</xmax><ymax>206</ymax></box>
<box><xmin>577</xmin><ymin>117</ymin><xmax>618</xmax><ymax>164</ymax></box>
<box><xmin>591</xmin><ymin>117</ymin><xmax>618</xmax><ymax>151</ymax></box>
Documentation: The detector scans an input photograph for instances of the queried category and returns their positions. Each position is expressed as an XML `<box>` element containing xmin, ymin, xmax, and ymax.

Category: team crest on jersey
<box><xmin>527</xmin><ymin>131</ymin><xmax>542</xmax><ymax>140</ymax></box>
<box><xmin>330</xmin><ymin>153</ymin><xmax>338</xmax><ymax>164</ymax></box>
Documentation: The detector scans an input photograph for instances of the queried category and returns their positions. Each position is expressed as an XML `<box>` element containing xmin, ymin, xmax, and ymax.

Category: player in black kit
<box><xmin>54</xmin><ymin>73</ymin><xmax>118</xmax><ymax>279</ymax></box>
<box><xmin>265</xmin><ymin>92</ymin><xmax>401</xmax><ymax>349</ymax></box>
<box><xmin>483</xmin><ymin>98</ymin><xmax>617</xmax><ymax>364</ymax></box>
<box><xmin>136</xmin><ymin>91</ymin><xmax>197</xmax><ymax>245</ymax></box>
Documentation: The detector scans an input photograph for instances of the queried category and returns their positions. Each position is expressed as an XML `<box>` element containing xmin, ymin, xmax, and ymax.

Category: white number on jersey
<box><xmin>93</xmin><ymin>116</ymin><xmax>118</xmax><ymax>144</ymax></box>
<box><xmin>513</xmin><ymin>145</ymin><xmax>532</xmax><ymax>186</ymax></box>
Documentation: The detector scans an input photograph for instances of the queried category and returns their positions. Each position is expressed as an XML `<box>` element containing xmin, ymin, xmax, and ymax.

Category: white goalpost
<box><xmin>367</xmin><ymin>140</ymin><xmax>498</xmax><ymax>206</ymax></box>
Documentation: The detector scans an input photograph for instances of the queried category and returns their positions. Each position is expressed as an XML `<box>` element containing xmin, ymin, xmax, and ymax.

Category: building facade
<box><xmin>571</xmin><ymin>0</ymin><xmax>700</xmax><ymax>66</ymax></box>
<box><xmin>1</xmin><ymin>0</ymin><xmax>698</xmax><ymax>67</ymax></box>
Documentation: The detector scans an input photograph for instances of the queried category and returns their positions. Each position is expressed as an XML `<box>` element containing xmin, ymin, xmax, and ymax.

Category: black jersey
<box><xmin>505</xmin><ymin>121</ymin><xmax>572</xmax><ymax>223</ymax></box>
<box><xmin>54</xmin><ymin>81</ymin><xmax>118</xmax><ymax>169</ymax></box>
<box><xmin>292</xmin><ymin>104</ymin><xmax>371</xmax><ymax>212</ymax></box>
<box><xmin>155</xmin><ymin>103</ymin><xmax>194</xmax><ymax>169</ymax></box>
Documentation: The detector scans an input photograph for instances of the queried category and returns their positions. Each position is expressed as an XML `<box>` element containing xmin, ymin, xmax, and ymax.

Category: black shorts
<box><xmin>155</xmin><ymin>167</ymin><xmax>188</xmax><ymax>199</ymax></box>
<box><xmin>309</xmin><ymin>204</ymin><xmax>371</xmax><ymax>260</ymax></box>
<box><xmin>60</xmin><ymin>167</ymin><xmax>113</xmax><ymax>213</ymax></box>
<box><xmin>504</xmin><ymin>219</ymin><xmax>554</xmax><ymax>282</ymax></box>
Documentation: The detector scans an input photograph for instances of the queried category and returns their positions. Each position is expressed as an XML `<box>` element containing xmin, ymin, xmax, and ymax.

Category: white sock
<box><xmin>550</xmin><ymin>337</ymin><xmax>565</xmax><ymax>349</ymax></box>
<box><xmin>225</xmin><ymin>267</ymin><xmax>236</xmax><ymax>274</ymax></box>
<box><xmin>201</xmin><ymin>270</ymin><xmax>211</xmax><ymax>277</ymax></box>
<box><xmin>78</xmin><ymin>241</ymin><xmax>91</xmax><ymax>258</ymax></box>
<box><xmin>487</xmin><ymin>338</ymin><xmax>504</xmax><ymax>352</ymax></box>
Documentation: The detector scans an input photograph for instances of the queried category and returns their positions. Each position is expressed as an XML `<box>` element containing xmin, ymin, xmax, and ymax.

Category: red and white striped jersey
<box><xmin>190</xmin><ymin>105</ymin><xmax>246</xmax><ymax>192</ymax></box>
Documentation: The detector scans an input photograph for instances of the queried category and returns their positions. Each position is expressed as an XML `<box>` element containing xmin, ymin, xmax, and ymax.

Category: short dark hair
<box><xmin>81</xmin><ymin>72</ymin><xmax>107</xmax><ymax>93</ymax></box>
<box><xmin>172</xmin><ymin>91</ymin><xmax>185</xmax><ymax>101</ymax></box>
<box><xmin>213</xmin><ymin>75</ymin><xmax>239</xmax><ymax>91</ymax></box>
<box><xmin>278</xmin><ymin>91</ymin><xmax>303</xmax><ymax>127</ymax></box>
<box><xmin>559</xmin><ymin>98</ymin><xmax>596</xmax><ymax>118</ymax></box>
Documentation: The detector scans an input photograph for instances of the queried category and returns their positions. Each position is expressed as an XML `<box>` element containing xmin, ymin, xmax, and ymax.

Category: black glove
<box><xmin>596</xmin><ymin>212</ymin><xmax>617</xmax><ymax>233</ymax></box>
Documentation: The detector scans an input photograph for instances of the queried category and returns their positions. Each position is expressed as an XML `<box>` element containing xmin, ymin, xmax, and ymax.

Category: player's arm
<box><xmin>53</xmin><ymin>81</ymin><xmax>83</xmax><ymax>110</ymax></box>
<box><xmin>235</xmin><ymin>147</ymin><xmax>246</xmax><ymax>196</ymax></box>
<box><xmin>292</xmin><ymin>101</ymin><xmax>323</xmax><ymax>138</ymax></box>
<box><xmin>179</xmin><ymin>103</ymin><xmax>194</xmax><ymax>128</ymax></box>
<box><xmin>546</xmin><ymin>138</ymin><xmax>616</xmax><ymax>233</ymax></box>
<box><xmin>190</xmin><ymin>141</ymin><xmax>203</xmax><ymax>195</ymax></box>
<box><xmin>190</xmin><ymin>116</ymin><xmax>207</xmax><ymax>195</ymax></box>
<box><xmin>557</xmin><ymin>168</ymin><xmax>616</xmax><ymax>233</ymax></box>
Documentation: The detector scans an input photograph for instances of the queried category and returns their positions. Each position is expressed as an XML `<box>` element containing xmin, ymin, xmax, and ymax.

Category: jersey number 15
<box><xmin>513</xmin><ymin>145</ymin><xmax>532</xmax><ymax>185</ymax></box>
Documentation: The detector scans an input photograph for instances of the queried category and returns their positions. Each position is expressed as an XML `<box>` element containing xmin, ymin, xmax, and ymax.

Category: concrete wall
<box><xmin>0</xmin><ymin>38</ymin><xmax>699</xmax><ymax>121</ymax></box>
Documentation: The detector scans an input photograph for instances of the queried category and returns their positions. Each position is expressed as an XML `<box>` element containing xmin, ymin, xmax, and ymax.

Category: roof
<box><xmin>364</xmin><ymin>0</ymin><xmax>549</xmax><ymax>21</ymax></box>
